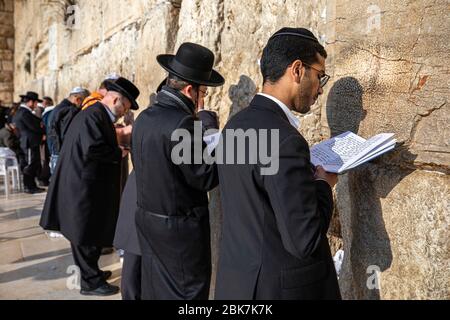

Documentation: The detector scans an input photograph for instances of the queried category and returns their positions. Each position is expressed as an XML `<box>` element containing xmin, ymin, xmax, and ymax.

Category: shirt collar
<box><xmin>102</xmin><ymin>104</ymin><xmax>116</xmax><ymax>123</ymax></box>
<box><xmin>257</xmin><ymin>93</ymin><xmax>300</xmax><ymax>129</ymax></box>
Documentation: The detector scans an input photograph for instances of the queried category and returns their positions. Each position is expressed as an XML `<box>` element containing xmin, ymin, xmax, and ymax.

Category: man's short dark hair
<box><xmin>43</xmin><ymin>96</ymin><xmax>54</xmax><ymax>105</ymax></box>
<box><xmin>167</xmin><ymin>74</ymin><xmax>192</xmax><ymax>91</ymax></box>
<box><xmin>261</xmin><ymin>27</ymin><xmax>327</xmax><ymax>84</ymax></box>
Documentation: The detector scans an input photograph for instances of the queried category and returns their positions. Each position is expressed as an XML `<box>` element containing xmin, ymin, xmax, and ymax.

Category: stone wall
<box><xmin>0</xmin><ymin>0</ymin><xmax>14</xmax><ymax>104</ymax></box>
<box><xmin>13</xmin><ymin>0</ymin><xmax>449</xmax><ymax>299</ymax></box>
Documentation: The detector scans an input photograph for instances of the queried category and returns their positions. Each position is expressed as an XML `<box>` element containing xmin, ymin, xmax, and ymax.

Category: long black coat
<box><xmin>132</xmin><ymin>86</ymin><xmax>218</xmax><ymax>300</ymax></box>
<box><xmin>40</xmin><ymin>102</ymin><xmax>122</xmax><ymax>247</ymax></box>
<box><xmin>13</xmin><ymin>107</ymin><xmax>44</xmax><ymax>151</ymax></box>
<box><xmin>113</xmin><ymin>170</ymin><xmax>140</xmax><ymax>255</ymax></box>
<box><xmin>113</xmin><ymin>110</ymin><xmax>218</xmax><ymax>257</ymax></box>
<box><xmin>48</xmin><ymin>99</ymin><xmax>80</xmax><ymax>155</ymax></box>
<box><xmin>215</xmin><ymin>95</ymin><xmax>341</xmax><ymax>300</ymax></box>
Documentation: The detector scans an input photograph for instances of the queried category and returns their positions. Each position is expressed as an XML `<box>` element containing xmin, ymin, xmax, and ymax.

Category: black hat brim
<box><xmin>157</xmin><ymin>55</ymin><xmax>225</xmax><ymax>87</ymax></box>
<box><xmin>20</xmin><ymin>95</ymin><xmax>43</xmax><ymax>103</ymax></box>
<box><xmin>105</xmin><ymin>82</ymin><xmax>139</xmax><ymax>110</ymax></box>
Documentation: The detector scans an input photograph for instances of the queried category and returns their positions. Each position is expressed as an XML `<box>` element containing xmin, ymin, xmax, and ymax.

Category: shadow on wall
<box><xmin>227</xmin><ymin>75</ymin><xmax>258</xmax><ymax>121</ymax></box>
<box><xmin>208</xmin><ymin>75</ymin><xmax>257</xmax><ymax>299</ymax></box>
<box><xmin>326</xmin><ymin>77</ymin><xmax>417</xmax><ymax>299</ymax></box>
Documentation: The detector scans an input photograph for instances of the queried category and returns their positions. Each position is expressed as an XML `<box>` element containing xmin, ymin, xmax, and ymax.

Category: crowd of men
<box><xmin>3</xmin><ymin>27</ymin><xmax>341</xmax><ymax>300</ymax></box>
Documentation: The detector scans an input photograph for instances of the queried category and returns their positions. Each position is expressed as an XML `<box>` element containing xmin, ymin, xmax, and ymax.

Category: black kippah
<box><xmin>269</xmin><ymin>32</ymin><xmax>319</xmax><ymax>43</ymax></box>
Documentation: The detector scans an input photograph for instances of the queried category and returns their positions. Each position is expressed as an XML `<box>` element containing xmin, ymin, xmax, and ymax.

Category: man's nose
<box><xmin>318</xmin><ymin>86</ymin><xmax>324</xmax><ymax>96</ymax></box>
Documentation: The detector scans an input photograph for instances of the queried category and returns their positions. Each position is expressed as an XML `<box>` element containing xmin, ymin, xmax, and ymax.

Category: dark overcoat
<box><xmin>114</xmin><ymin>110</ymin><xmax>219</xmax><ymax>257</ymax></box>
<box><xmin>113</xmin><ymin>170</ymin><xmax>140</xmax><ymax>255</ymax></box>
<box><xmin>13</xmin><ymin>107</ymin><xmax>44</xmax><ymax>151</ymax></box>
<box><xmin>48</xmin><ymin>99</ymin><xmax>80</xmax><ymax>154</ymax></box>
<box><xmin>40</xmin><ymin>102</ymin><xmax>122</xmax><ymax>247</ymax></box>
<box><xmin>132</xmin><ymin>86</ymin><xmax>218</xmax><ymax>300</ymax></box>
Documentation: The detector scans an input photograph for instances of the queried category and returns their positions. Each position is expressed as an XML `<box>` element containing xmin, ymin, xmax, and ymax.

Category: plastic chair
<box><xmin>0</xmin><ymin>157</ymin><xmax>11</xmax><ymax>198</ymax></box>
<box><xmin>0</xmin><ymin>148</ymin><xmax>23</xmax><ymax>197</ymax></box>
<box><xmin>6</xmin><ymin>157</ymin><xmax>22</xmax><ymax>191</ymax></box>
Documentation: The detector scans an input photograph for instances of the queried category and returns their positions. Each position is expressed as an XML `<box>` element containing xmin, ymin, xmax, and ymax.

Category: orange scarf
<box><xmin>81</xmin><ymin>91</ymin><xmax>104</xmax><ymax>110</ymax></box>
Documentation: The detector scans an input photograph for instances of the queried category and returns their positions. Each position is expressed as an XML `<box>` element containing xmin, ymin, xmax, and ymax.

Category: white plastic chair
<box><xmin>7</xmin><ymin>158</ymin><xmax>22</xmax><ymax>191</ymax></box>
<box><xmin>0</xmin><ymin>148</ymin><xmax>23</xmax><ymax>197</ymax></box>
<box><xmin>0</xmin><ymin>157</ymin><xmax>11</xmax><ymax>198</ymax></box>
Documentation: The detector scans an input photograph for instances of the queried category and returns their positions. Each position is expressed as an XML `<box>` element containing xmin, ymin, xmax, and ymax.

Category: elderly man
<box><xmin>47</xmin><ymin>87</ymin><xmax>90</xmax><ymax>173</ymax></box>
<box><xmin>81</xmin><ymin>73</ymin><xmax>119</xmax><ymax>110</ymax></box>
<box><xmin>40</xmin><ymin>77</ymin><xmax>140</xmax><ymax>296</ymax></box>
<box><xmin>13</xmin><ymin>91</ymin><xmax>46</xmax><ymax>194</ymax></box>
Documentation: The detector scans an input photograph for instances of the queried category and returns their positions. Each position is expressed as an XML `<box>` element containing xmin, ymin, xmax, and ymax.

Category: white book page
<box><xmin>310</xmin><ymin>132</ymin><xmax>367</xmax><ymax>173</ymax></box>
<box><xmin>346</xmin><ymin>140</ymin><xmax>396</xmax><ymax>170</ymax></box>
<box><xmin>203</xmin><ymin>132</ymin><xmax>221</xmax><ymax>155</ymax></box>
<box><xmin>341</xmin><ymin>133</ymin><xmax>395</xmax><ymax>171</ymax></box>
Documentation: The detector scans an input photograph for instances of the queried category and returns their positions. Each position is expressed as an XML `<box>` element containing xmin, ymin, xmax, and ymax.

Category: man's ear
<box><xmin>291</xmin><ymin>60</ymin><xmax>303</xmax><ymax>83</ymax></box>
<box><xmin>182</xmin><ymin>84</ymin><xmax>195</xmax><ymax>100</ymax></box>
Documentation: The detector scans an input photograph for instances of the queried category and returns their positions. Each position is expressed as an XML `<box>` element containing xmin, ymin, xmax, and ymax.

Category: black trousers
<box><xmin>19</xmin><ymin>145</ymin><xmax>41</xmax><ymax>189</ymax></box>
<box><xmin>38</xmin><ymin>143</ymin><xmax>51</xmax><ymax>184</ymax></box>
<box><xmin>70</xmin><ymin>243</ymin><xmax>105</xmax><ymax>290</ymax></box>
<box><xmin>121</xmin><ymin>251</ymin><xmax>141</xmax><ymax>300</ymax></box>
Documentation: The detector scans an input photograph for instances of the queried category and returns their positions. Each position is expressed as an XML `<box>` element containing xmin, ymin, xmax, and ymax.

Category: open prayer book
<box><xmin>310</xmin><ymin>131</ymin><xmax>396</xmax><ymax>174</ymax></box>
<box><xmin>203</xmin><ymin>132</ymin><xmax>221</xmax><ymax>155</ymax></box>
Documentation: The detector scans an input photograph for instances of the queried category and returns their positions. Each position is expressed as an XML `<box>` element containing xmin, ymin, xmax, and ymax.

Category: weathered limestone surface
<box><xmin>11</xmin><ymin>0</ymin><xmax>449</xmax><ymax>299</ymax></box>
<box><xmin>0</xmin><ymin>0</ymin><xmax>14</xmax><ymax>104</ymax></box>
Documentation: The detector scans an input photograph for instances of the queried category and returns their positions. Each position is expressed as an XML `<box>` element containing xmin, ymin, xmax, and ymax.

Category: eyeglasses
<box><xmin>198</xmin><ymin>88</ymin><xmax>209</xmax><ymax>97</ymax></box>
<box><xmin>302</xmin><ymin>62</ymin><xmax>330</xmax><ymax>88</ymax></box>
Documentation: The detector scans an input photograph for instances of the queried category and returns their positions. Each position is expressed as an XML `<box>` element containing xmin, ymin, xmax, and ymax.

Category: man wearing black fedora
<box><xmin>13</xmin><ymin>91</ymin><xmax>46</xmax><ymax>194</ymax></box>
<box><xmin>40</xmin><ymin>77</ymin><xmax>140</xmax><ymax>296</ymax></box>
<box><xmin>132</xmin><ymin>42</ymin><xmax>224</xmax><ymax>300</ymax></box>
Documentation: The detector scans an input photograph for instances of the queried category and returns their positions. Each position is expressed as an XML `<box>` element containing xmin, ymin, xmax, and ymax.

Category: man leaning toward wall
<box><xmin>47</xmin><ymin>87</ymin><xmax>90</xmax><ymax>173</ymax></box>
<box><xmin>132</xmin><ymin>42</ymin><xmax>224</xmax><ymax>300</ymax></box>
<box><xmin>40</xmin><ymin>77</ymin><xmax>140</xmax><ymax>296</ymax></box>
<box><xmin>215</xmin><ymin>28</ymin><xmax>341</xmax><ymax>300</ymax></box>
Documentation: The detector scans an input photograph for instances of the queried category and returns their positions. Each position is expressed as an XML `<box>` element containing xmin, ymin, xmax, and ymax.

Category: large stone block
<box><xmin>337</xmin><ymin>168</ymin><xmax>449</xmax><ymax>299</ymax></box>
<box><xmin>11</xmin><ymin>0</ymin><xmax>449</xmax><ymax>300</ymax></box>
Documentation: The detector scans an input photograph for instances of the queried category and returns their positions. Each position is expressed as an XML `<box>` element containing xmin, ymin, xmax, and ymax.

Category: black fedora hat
<box><xmin>20</xmin><ymin>91</ymin><xmax>43</xmax><ymax>103</ymax></box>
<box><xmin>157</xmin><ymin>42</ymin><xmax>225</xmax><ymax>87</ymax></box>
<box><xmin>104</xmin><ymin>77</ymin><xmax>140</xmax><ymax>110</ymax></box>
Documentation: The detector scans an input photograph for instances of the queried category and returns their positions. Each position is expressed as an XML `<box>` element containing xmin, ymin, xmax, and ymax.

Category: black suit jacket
<box><xmin>40</xmin><ymin>102</ymin><xmax>122</xmax><ymax>246</ymax></box>
<box><xmin>13</xmin><ymin>107</ymin><xmax>44</xmax><ymax>150</ymax></box>
<box><xmin>215</xmin><ymin>95</ymin><xmax>341</xmax><ymax>300</ymax></box>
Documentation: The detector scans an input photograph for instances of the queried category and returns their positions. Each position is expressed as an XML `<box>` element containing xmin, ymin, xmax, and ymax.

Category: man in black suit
<box><xmin>13</xmin><ymin>92</ymin><xmax>46</xmax><ymax>194</ymax></box>
<box><xmin>132</xmin><ymin>43</ymin><xmax>224</xmax><ymax>300</ymax></box>
<box><xmin>40</xmin><ymin>77</ymin><xmax>140</xmax><ymax>296</ymax></box>
<box><xmin>48</xmin><ymin>87</ymin><xmax>90</xmax><ymax>173</ymax></box>
<box><xmin>215</xmin><ymin>28</ymin><xmax>341</xmax><ymax>300</ymax></box>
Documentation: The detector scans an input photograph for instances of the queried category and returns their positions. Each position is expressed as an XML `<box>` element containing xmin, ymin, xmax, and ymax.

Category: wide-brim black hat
<box><xmin>157</xmin><ymin>42</ymin><xmax>224</xmax><ymax>87</ymax></box>
<box><xmin>20</xmin><ymin>91</ymin><xmax>43</xmax><ymax>103</ymax></box>
<box><xmin>104</xmin><ymin>77</ymin><xmax>140</xmax><ymax>110</ymax></box>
